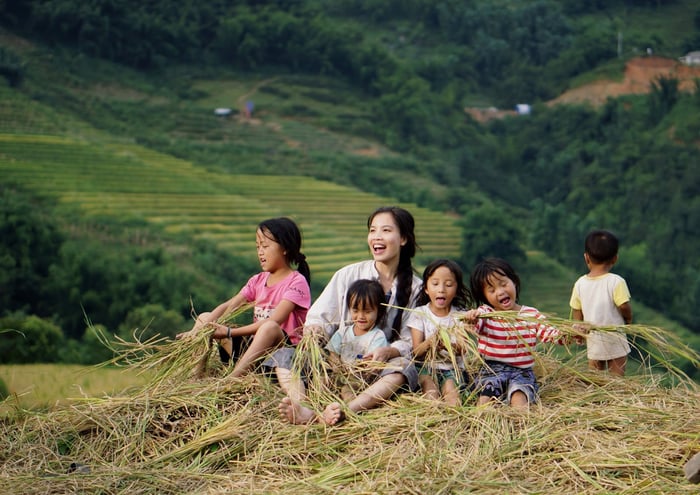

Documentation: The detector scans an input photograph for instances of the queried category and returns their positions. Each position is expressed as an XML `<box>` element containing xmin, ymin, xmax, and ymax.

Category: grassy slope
<box><xmin>0</xmin><ymin>364</ymin><xmax>149</xmax><ymax>414</ymax></box>
<box><xmin>0</xmin><ymin>130</ymin><xmax>461</xmax><ymax>282</ymax></box>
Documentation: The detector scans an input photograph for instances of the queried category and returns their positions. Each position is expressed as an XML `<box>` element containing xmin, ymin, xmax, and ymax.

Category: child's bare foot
<box><xmin>278</xmin><ymin>397</ymin><xmax>316</xmax><ymax>425</ymax></box>
<box><xmin>322</xmin><ymin>402</ymin><xmax>346</xmax><ymax>426</ymax></box>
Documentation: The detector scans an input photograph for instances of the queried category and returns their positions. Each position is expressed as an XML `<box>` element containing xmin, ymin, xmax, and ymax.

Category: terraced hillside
<box><xmin>0</xmin><ymin>132</ymin><xmax>461</xmax><ymax>282</ymax></box>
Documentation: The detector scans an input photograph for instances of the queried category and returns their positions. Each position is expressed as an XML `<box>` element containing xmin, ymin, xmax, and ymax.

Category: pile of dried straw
<box><xmin>1</xmin><ymin>318</ymin><xmax>698</xmax><ymax>494</ymax></box>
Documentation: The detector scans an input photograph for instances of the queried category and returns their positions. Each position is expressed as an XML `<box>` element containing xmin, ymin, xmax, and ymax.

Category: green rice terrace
<box><xmin>0</xmin><ymin>132</ymin><xmax>460</xmax><ymax>282</ymax></box>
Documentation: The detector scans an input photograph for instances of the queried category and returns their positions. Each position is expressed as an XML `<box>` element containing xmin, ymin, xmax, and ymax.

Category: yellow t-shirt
<box><xmin>570</xmin><ymin>273</ymin><xmax>631</xmax><ymax>360</ymax></box>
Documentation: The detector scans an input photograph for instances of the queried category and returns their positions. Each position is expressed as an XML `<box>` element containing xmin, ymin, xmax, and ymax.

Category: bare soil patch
<box><xmin>466</xmin><ymin>56</ymin><xmax>700</xmax><ymax>122</ymax></box>
<box><xmin>550</xmin><ymin>56</ymin><xmax>700</xmax><ymax>107</ymax></box>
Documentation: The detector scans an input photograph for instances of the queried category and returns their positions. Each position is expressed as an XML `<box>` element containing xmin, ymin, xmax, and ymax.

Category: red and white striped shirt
<box><xmin>473</xmin><ymin>305</ymin><xmax>565</xmax><ymax>368</ymax></box>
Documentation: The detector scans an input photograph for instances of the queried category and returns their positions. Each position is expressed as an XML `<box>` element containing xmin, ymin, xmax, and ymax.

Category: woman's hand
<box><xmin>176</xmin><ymin>329</ymin><xmax>196</xmax><ymax>340</ymax></box>
<box><xmin>303</xmin><ymin>324</ymin><xmax>328</xmax><ymax>344</ymax></box>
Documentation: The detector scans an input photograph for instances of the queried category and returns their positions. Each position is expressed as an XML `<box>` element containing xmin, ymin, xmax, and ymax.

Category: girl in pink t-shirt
<box><xmin>178</xmin><ymin>217</ymin><xmax>311</xmax><ymax>378</ymax></box>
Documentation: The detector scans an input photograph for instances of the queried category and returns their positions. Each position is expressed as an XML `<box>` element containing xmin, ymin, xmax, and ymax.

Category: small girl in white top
<box><xmin>326</xmin><ymin>279</ymin><xmax>389</xmax><ymax>403</ymax></box>
<box><xmin>408</xmin><ymin>259</ymin><xmax>473</xmax><ymax>406</ymax></box>
<box><xmin>278</xmin><ymin>278</ymin><xmax>389</xmax><ymax>424</ymax></box>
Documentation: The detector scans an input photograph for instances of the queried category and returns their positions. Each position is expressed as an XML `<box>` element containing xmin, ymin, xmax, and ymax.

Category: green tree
<box><xmin>648</xmin><ymin>76</ymin><xmax>679</xmax><ymax>125</ymax></box>
<box><xmin>529</xmin><ymin>200</ymin><xmax>590</xmax><ymax>269</ymax></box>
<box><xmin>118</xmin><ymin>303</ymin><xmax>188</xmax><ymax>342</ymax></box>
<box><xmin>0</xmin><ymin>47</ymin><xmax>25</xmax><ymax>86</ymax></box>
<box><xmin>460</xmin><ymin>204</ymin><xmax>526</xmax><ymax>269</ymax></box>
<box><xmin>0</xmin><ymin>313</ymin><xmax>64</xmax><ymax>363</ymax></box>
<box><xmin>78</xmin><ymin>323</ymin><xmax>117</xmax><ymax>364</ymax></box>
<box><xmin>0</xmin><ymin>184</ymin><xmax>63</xmax><ymax>317</ymax></box>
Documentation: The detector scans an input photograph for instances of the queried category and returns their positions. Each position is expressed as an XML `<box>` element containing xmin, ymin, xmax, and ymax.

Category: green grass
<box><xmin>0</xmin><ymin>364</ymin><xmax>149</xmax><ymax>414</ymax></box>
<box><xmin>567</xmin><ymin>58</ymin><xmax>628</xmax><ymax>89</ymax></box>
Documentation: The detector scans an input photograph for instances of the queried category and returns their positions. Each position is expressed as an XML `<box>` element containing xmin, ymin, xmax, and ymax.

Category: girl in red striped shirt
<box><xmin>462</xmin><ymin>258</ymin><xmax>571</xmax><ymax>408</ymax></box>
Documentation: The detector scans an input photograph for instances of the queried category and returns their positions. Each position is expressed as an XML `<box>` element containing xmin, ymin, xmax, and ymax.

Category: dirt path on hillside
<box><xmin>235</xmin><ymin>77</ymin><xmax>278</xmax><ymax>124</ymax></box>
<box><xmin>550</xmin><ymin>56</ymin><xmax>700</xmax><ymax>106</ymax></box>
<box><xmin>466</xmin><ymin>56</ymin><xmax>700</xmax><ymax>122</ymax></box>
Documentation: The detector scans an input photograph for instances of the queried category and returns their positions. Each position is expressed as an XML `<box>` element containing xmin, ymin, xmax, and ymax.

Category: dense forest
<box><xmin>1</xmin><ymin>0</ymin><xmax>699</xmax><ymax>367</ymax></box>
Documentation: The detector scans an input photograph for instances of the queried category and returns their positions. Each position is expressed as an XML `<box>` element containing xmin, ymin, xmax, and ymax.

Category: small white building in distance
<box><xmin>679</xmin><ymin>51</ymin><xmax>700</xmax><ymax>66</ymax></box>
<box><xmin>214</xmin><ymin>108</ymin><xmax>232</xmax><ymax>117</ymax></box>
<box><xmin>515</xmin><ymin>104</ymin><xmax>531</xmax><ymax>115</ymax></box>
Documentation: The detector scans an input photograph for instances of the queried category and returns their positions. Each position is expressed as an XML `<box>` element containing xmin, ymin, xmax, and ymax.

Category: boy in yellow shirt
<box><xmin>570</xmin><ymin>230</ymin><xmax>632</xmax><ymax>376</ymax></box>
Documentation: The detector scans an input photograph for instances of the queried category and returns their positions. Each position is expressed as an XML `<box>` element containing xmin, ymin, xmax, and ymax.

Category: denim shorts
<box><xmin>474</xmin><ymin>360</ymin><xmax>539</xmax><ymax>404</ymax></box>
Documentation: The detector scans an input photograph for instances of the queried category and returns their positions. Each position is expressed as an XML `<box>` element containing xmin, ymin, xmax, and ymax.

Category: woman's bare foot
<box><xmin>278</xmin><ymin>397</ymin><xmax>317</xmax><ymax>425</ymax></box>
<box><xmin>322</xmin><ymin>402</ymin><xmax>346</xmax><ymax>426</ymax></box>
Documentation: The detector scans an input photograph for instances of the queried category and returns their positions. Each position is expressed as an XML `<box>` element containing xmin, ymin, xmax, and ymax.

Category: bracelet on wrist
<box><xmin>226</xmin><ymin>326</ymin><xmax>232</xmax><ymax>339</ymax></box>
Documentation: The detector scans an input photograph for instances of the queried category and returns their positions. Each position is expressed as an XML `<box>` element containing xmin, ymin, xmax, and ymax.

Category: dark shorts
<box><xmin>262</xmin><ymin>346</ymin><xmax>296</xmax><ymax>370</ymax></box>
<box><xmin>219</xmin><ymin>331</ymin><xmax>294</xmax><ymax>368</ymax></box>
<box><xmin>218</xmin><ymin>335</ymin><xmax>249</xmax><ymax>364</ymax></box>
<box><xmin>474</xmin><ymin>361</ymin><xmax>539</xmax><ymax>404</ymax></box>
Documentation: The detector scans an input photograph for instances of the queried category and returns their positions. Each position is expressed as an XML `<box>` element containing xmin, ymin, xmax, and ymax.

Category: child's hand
<box><xmin>571</xmin><ymin>323</ymin><xmax>590</xmax><ymax>345</ymax></box>
<box><xmin>572</xmin><ymin>322</ymin><xmax>591</xmax><ymax>334</ymax></box>
<box><xmin>458</xmin><ymin>309</ymin><xmax>480</xmax><ymax>324</ymax></box>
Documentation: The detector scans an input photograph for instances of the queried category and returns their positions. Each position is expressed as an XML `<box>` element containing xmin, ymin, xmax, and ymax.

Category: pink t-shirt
<box><xmin>241</xmin><ymin>271</ymin><xmax>310</xmax><ymax>345</ymax></box>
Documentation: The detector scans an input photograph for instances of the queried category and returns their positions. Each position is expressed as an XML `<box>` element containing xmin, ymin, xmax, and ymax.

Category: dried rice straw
<box><xmin>1</xmin><ymin>305</ymin><xmax>699</xmax><ymax>494</ymax></box>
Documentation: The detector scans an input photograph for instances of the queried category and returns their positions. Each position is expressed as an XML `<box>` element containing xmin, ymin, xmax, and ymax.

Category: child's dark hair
<box><xmin>469</xmin><ymin>258</ymin><xmax>520</xmax><ymax>307</ymax></box>
<box><xmin>258</xmin><ymin>217</ymin><xmax>311</xmax><ymax>284</ymax></box>
<box><xmin>584</xmin><ymin>229</ymin><xmax>619</xmax><ymax>264</ymax></box>
<box><xmin>417</xmin><ymin>259</ymin><xmax>473</xmax><ymax>309</ymax></box>
<box><xmin>367</xmin><ymin>206</ymin><xmax>419</xmax><ymax>340</ymax></box>
<box><xmin>346</xmin><ymin>279</ymin><xmax>387</xmax><ymax>327</ymax></box>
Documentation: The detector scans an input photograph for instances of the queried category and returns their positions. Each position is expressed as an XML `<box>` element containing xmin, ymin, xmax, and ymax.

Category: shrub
<box><xmin>0</xmin><ymin>377</ymin><xmax>8</xmax><ymax>400</ymax></box>
<box><xmin>0</xmin><ymin>314</ymin><xmax>64</xmax><ymax>363</ymax></box>
<box><xmin>0</xmin><ymin>47</ymin><xmax>25</xmax><ymax>87</ymax></box>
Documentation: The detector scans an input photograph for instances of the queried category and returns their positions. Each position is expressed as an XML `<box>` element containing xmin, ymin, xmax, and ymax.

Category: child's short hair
<box><xmin>469</xmin><ymin>258</ymin><xmax>520</xmax><ymax>307</ymax></box>
<box><xmin>346</xmin><ymin>279</ymin><xmax>387</xmax><ymax>326</ymax></box>
<box><xmin>584</xmin><ymin>230</ymin><xmax>619</xmax><ymax>264</ymax></box>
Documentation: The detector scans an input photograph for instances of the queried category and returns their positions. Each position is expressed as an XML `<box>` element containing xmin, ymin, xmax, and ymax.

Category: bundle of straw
<box><xmin>477</xmin><ymin>310</ymin><xmax>700</xmax><ymax>382</ymax></box>
<box><xmin>100</xmin><ymin>302</ymin><xmax>256</xmax><ymax>388</ymax></box>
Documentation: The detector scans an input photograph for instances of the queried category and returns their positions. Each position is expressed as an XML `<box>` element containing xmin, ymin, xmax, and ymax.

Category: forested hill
<box><xmin>0</xmin><ymin>1</ymin><xmax>699</xmax><ymax>356</ymax></box>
